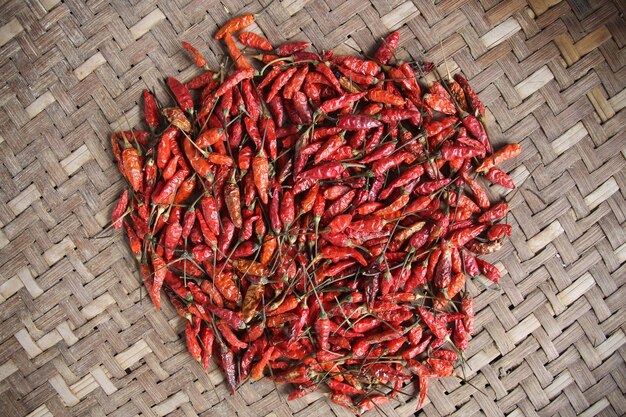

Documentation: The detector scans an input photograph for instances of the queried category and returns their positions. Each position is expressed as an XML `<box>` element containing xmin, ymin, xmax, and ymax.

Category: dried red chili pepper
<box><xmin>267</xmin><ymin>67</ymin><xmax>298</xmax><ymax>102</ymax></box>
<box><xmin>215</xmin><ymin>14</ymin><xmax>254</xmax><ymax>40</ymax></box>
<box><xmin>167</xmin><ymin>77</ymin><xmax>194</xmax><ymax>112</ymax></box>
<box><xmin>111</xmin><ymin>190</ymin><xmax>129</xmax><ymax>229</ymax></box>
<box><xmin>455</xmin><ymin>73</ymin><xmax>485</xmax><ymax>117</ymax></box>
<box><xmin>478</xmin><ymin>202</ymin><xmax>508</xmax><ymax>223</ymax></box>
<box><xmin>224</xmin><ymin>32</ymin><xmax>252</xmax><ymax>70</ymax></box>
<box><xmin>181</xmin><ymin>41</ymin><xmax>207</xmax><ymax>68</ymax></box>
<box><xmin>374</xmin><ymin>31</ymin><xmax>399</xmax><ymax>64</ymax></box>
<box><xmin>485</xmin><ymin>166</ymin><xmax>515</xmax><ymax>188</ymax></box>
<box><xmin>238</xmin><ymin>31</ymin><xmax>272</xmax><ymax>51</ymax></box>
<box><xmin>275</xmin><ymin>41</ymin><xmax>310</xmax><ymax>56</ymax></box>
<box><xmin>215</xmin><ymin>67</ymin><xmax>255</xmax><ymax>98</ymax></box>
<box><xmin>487</xmin><ymin>223</ymin><xmax>512</xmax><ymax>240</ymax></box>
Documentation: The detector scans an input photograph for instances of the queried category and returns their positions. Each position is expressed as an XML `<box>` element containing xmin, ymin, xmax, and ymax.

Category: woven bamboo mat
<box><xmin>0</xmin><ymin>0</ymin><xmax>625</xmax><ymax>416</ymax></box>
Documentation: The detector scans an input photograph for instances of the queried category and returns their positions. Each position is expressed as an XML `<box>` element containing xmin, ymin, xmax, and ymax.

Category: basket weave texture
<box><xmin>0</xmin><ymin>0</ymin><xmax>625</xmax><ymax>416</ymax></box>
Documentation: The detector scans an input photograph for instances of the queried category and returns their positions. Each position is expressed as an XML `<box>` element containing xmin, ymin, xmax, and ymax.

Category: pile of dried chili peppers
<box><xmin>110</xmin><ymin>13</ymin><xmax>521</xmax><ymax>414</ymax></box>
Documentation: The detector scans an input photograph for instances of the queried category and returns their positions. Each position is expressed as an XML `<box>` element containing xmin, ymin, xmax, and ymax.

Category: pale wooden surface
<box><xmin>0</xmin><ymin>0</ymin><xmax>625</xmax><ymax>416</ymax></box>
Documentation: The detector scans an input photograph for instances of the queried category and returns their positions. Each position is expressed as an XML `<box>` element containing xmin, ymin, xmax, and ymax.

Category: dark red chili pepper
<box><xmin>487</xmin><ymin>223</ymin><xmax>512</xmax><ymax>240</ymax></box>
<box><xmin>291</xmin><ymin>91</ymin><xmax>313</xmax><ymax>124</ymax></box>
<box><xmin>315</xmin><ymin>62</ymin><xmax>343</xmax><ymax>93</ymax></box>
<box><xmin>275</xmin><ymin>41</ymin><xmax>310</xmax><ymax>56</ymax></box>
<box><xmin>283</xmin><ymin>65</ymin><xmax>308</xmax><ymax>100</ymax></box>
<box><xmin>214</xmin><ymin>67</ymin><xmax>255</xmax><ymax>98</ymax></box>
<box><xmin>188</xmin><ymin>71</ymin><xmax>217</xmax><ymax>90</ymax></box>
<box><xmin>267</xmin><ymin>67</ymin><xmax>298</xmax><ymax>102</ymax></box>
<box><xmin>167</xmin><ymin>77</ymin><xmax>194</xmax><ymax>112</ymax></box>
<box><xmin>337</xmin><ymin>115</ymin><xmax>382</xmax><ymax>130</ymax></box>
<box><xmin>455</xmin><ymin>73</ymin><xmax>485</xmax><ymax>117</ymax></box>
<box><xmin>476</xmin><ymin>257</ymin><xmax>501</xmax><ymax>282</ymax></box>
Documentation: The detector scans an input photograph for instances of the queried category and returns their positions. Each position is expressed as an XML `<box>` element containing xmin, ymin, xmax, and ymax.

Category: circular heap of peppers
<box><xmin>110</xmin><ymin>15</ymin><xmax>521</xmax><ymax>415</ymax></box>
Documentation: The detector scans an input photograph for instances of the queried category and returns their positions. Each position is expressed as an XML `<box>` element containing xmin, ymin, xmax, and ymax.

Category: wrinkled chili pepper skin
<box><xmin>275</xmin><ymin>41</ymin><xmax>311</xmax><ymax>56</ymax></box>
<box><xmin>215</xmin><ymin>68</ymin><xmax>255</xmax><ymax>98</ymax></box>
<box><xmin>374</xmin><ymin>31</ymin><xmax>399</xmax><ymax>64</ymax></box>
<box><xmin>122</xmin><ymin>146</ymin><xmax>143</xmax><ymax>192</ymax></box>
<box><xmin>455</xmin><ymin>73</ymin><xmax>485</xmax><ymax>117</ymax></box>
<box><xmin>181</xmin><ymin>41</ymin><xmax>207</xmax><ymax>68</ymax></box>
<box><xmin>238</xmin><ymin>31</ymin><xmax>272</xmax><ymax>51</ymax></box>
<box><xmin>143</xmin><ymin>90</ymin><xmax>159</xmax><ymax>129</ymax></box>
<box><xmin>215</xmin><ymin>14</ymin><xmax>254</xmax><ymax>40</ymax></box>
<box><xmin>252</xmin><ymin>154</ymin><xmax>270</xmax><ymax>204</ymax></box>
<box><xmin>485</xmin><ymin>166</ymin><xmax>516</xmax><ymax>188</ymax></box>
<box><xmin>167</xmin><ymin>77</ymin><xmax>194</xmax><ymax>112</ymax></box>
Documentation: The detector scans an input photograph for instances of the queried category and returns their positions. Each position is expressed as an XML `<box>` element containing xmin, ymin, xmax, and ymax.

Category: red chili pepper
<box><xmin>311</xmin><ymin>134</ymin><xmax>345</xmax><ymax>164</ymax></box>
<box><xmin>257</xmin><ymin>67</ymin><xmax>281</xmax><ymax>90</ymax></box>
<box><xmin>334</xmin><ymin>55</ymin><xmax>380</xmax><ymax>76</ymax></box>
<box><xmin>374</xmin><ymin>30</ymin><xmax>399</xmax><ymax>64</ymax></box>
<box><xmin>167</xmin><ymin>77</ymin><xmax>194</xmax><ymax>112</ymax></box>
<box><xmin>111</xmin><ymin>190</ymin><xmax>129</xmax><ymax>229</ymax></box>
<box><xmin>485</xmin><ymin>166</ymin><xmax>515</xmax><ymax>188</ymax></box>
<box><xmin>196</xmin><ymin>128</ymin><xmax>224</xmax><ymax>148</ymax></box>
<box><xmin>184</xmin><ymin>320</ymin><xmax>202</xmax><ymax>361</ymax></box>
<box><xmin>315</xmin><ymin>62</ymin><xmax>343</xmax><ymax>93</ymax></box>
<box><xmin>455</xmin><ymin>73</ymin><xmax>485</xmax><ymax>117</ymax></box>
<box><xmin>181</xmin><ymin>41</ymin><xmax>207</xmax><ymax>68</ymax></box>
<box><xmin>214</xmin><ymin>67</ymin><xmax>255</xmax><ymax>98</ymax></box>
<box><xmin>478</xmin><ymin>202</ymin><xmax>508</xmax><ymax>223</ymax></box>
<box><xmin>319</xmin><ymin>245</ymin><xmax>366</xmax><ymax>266</ymax></box>
<box><xmin>121</xmin><ymin>145</ymin><xmax>143</xmax><ymax>194</ymax></box>
<box><xmin>368</xmin><ymin>88</ymin><xmax>405</xmax><ymax>106</ymax></box>
<box><xmin>187</xmin><ymin>71</ymin><xmax>217</xmax><ymax>90</ymax></box>
<box><xmin>476</xmin><ymin>258</ymin><xmax>501</xmax><ymax>282</ymax></box>
<box><xmin>200</xmin><ymin>326</ymin><xmax>214</xmax><ymax>369</ymax></box>
<box><xmin>275</xmin><ymin>41</ymin><xmax>310</xmax><ymax>56</ymax></box>
<box><xmin>414</xmin><ymin>178</ymin><xmax>451</xmax><ymax>195</ymax></box>
<box><xmin>319</xmin><ymin>91</ymin><xmax>367</xmax><ymax>114</ymax></box>
<box><xmin>215</xmin><ymin>14</ymin><xmax>254</xmax><ymax>40</ymax></box>
<box><xmin>335</xmin><ymin>115</ymin><xmax>382</xmax><ymax>131</ymax></box>
<box><xmin>238</xmin><ymin>31</ymin><xmax>272</xmax><ymax>51</ymax></box>
<box><xmin>282</xmin><ymin>65</ymin><xmax>308</xmax><ymax>100</ymax></box>
<box><xmin>461</xmin><ymin>113</ymin><xmax>491</xmax><ymax>153</ymax></box>
<box><xmin>224</xmin><ymin>32</ymin><xmax>252</xmax><ymax>70</ymax></box>
<box><xmin>266</xmin><ymin>67</ymin><xmax>298</xmax><ymax>102</ymax></box>
<box><xmin>462</xmin><ymin>172</ymin><xmax>490</xmax><ymax>209</ymax></box>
